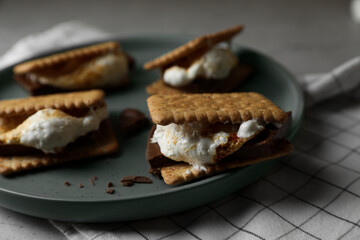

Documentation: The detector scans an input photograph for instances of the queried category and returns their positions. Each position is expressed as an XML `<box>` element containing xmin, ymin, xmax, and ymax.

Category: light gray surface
<box><xmin>0</xmin><ymin>0</ymin><xmax>359</xmax><ymax>75</ymax></box>
<box><xmin>0</xmin><ymin>0</ymin><xmax>359</xmax><ymax>239</ymax></box>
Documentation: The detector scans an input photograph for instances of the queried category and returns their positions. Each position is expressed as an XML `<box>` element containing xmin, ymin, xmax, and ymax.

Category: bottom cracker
<box><xmin>160</xmin><ymin>140</ymin><xmax>292</xmax><ymax>185</ymax></box>
<box><xmin>0</xmin><ymin>119</ymin><xmax>118</xmax><ymax>175</ymax></box>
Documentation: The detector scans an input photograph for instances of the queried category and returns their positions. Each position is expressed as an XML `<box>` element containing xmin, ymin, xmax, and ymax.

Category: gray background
<box><xmin>0</xmin><ymin>0</ymin><xmax>359</xmax><ymax>239</ymax></box>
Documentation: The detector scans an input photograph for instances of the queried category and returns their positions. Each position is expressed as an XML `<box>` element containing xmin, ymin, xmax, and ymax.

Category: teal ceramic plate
<box><xmin>0</xmin><ymin>36</ymin><xmax>304</xmax><ymax>222</ymax></box>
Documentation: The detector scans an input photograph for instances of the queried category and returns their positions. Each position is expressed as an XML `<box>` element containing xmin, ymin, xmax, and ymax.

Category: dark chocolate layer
<box><xmin>119</xmin><ymin>108</ymin><xmax>149</xmax><ymax>138</ymax></box>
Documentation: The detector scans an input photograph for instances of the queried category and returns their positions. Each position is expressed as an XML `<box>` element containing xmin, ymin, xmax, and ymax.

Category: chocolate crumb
<box><xmin>89</xmin><ymin>178</ymin><xmax>95</xmax><ymax>186</ymax></box>
<box><xmin>93</xmin><ymin>176</ymin><xmax>98</xmax><ymax>181</ymax></box>
<box><xmin>79</xmin><ymin>184</ymin><xmax>84</xmax><ymax>188</ymax></box>
<box><xmin>64</xmin><ymin>181</ymin><xmax>71</xmax><ymax>187</ymax></box>
<box><xmin>107</xmin><ymin>182</ymin><xmax>113</xmax><ymax>187</ymax></box>
<box><xmin>121</xmin><ymin>180</ymin><xmax>134</xmax><ymax>187</ymax></box>
<box><xmin>120</xmin><ymin>176</ymin><xmax>152</xmax><ymax>187</ymax></box>
<box><xmin>121</xmin><ymin>176</ymin><xmax>153</xmax><ymax>184</ymax></box>
<box><xmin>134</xmin><ymin>176</ymin><xmax>153</xmax><ymax>183</ymax></box>
<box><xmin>106</xmin><ymin>188</ymin><xmax>115</xmax><ymax>194</ymax></box>
<box><xmin>119</xmin><ymin>108</ymin><xmax>149</xmax><ymax>138</ymax></box>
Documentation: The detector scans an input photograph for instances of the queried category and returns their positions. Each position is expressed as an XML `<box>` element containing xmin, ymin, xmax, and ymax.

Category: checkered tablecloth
<box><xmin>1</xmin><ymin>21</ymin><xmax>360</xmax><ymax>240</ymax></box>
<box><xmin>48</xmin><ymin>95</ymin><xmax>360</xmax><ymax>240</ymax></box>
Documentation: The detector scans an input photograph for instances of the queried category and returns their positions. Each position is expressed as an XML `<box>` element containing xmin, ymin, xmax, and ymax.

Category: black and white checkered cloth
<box><xmin>2</xmin><ymin>21</ymin><xmax>360</xmax><ymax>240</ymax></box>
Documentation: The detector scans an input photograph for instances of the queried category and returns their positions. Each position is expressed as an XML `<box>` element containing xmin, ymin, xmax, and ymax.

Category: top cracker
<box><xmin>14</xmin><ymin>42</ymin><xmax>121</xmax><ymax>74</ymax></box>
<box><xmin>0</xmin><ymin>89</ymin><xmax>104</xmax><ymax>117</ymax></box>
<box><xmin>147</xmin><ymin>92</ymin><xmax>289</xmax><ymax>125</ymax></box>
<box><xmin>143</xmin><ymin>25</ymin><xmax>244</xmax><ymax>70</ymax></box>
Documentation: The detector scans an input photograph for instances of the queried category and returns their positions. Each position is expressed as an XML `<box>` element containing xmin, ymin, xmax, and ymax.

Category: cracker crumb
<box><xmin>106</xmin><ymin>188</ymin><xmax>115</xmax><ymax>194</ymax></box>
<box><xmin>89</xmin><ymin>178</ymin><xmax>95</xmax><ymax>186</ymax></box>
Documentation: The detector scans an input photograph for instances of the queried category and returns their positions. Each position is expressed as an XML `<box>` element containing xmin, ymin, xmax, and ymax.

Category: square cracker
<box><xmin>144</xmin><ymin>25</ymin><xmax>244</xmax><ymax>70</ymax></box>
<box><xmin>160</xmin><ymin>139</ymin><xmax>292</xmax><ymax>185</ymax></box>
<box><xmin>13</xmin><ymin>42</ymin><xmax>121</xmax><ymax>75</ymax></box>
<box><xmin>0</xmin><ymin>90</ymin><xmax>104</xmax><ymax>118</ymax></box>
<box><xmin>0</xmin><ymin>119</ymin><xmax>118</xmax><ymax>175</ymax></box>
<box><xmin>147</xmin><ymin>92</ymin><xmax>289</xmax><ymax>125</ymax></box>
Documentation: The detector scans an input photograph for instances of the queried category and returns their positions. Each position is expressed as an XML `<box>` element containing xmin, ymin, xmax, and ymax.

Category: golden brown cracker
<box><xmin>14</xmin><ymin>41</ymin><xmax>120</xmax><ymax>74</ymax></box>
<box><xmin>147</xmin><ymin>92</ymin><xmax>289</xmax><ymax>125</ymax></box>
<box><xmin>0</xmin><ymin>120</ymin><xmax>118</xmax><ymax>175</ymax></box>
<box><xmin>160</xmin><ymin>140</ymin><xmax>292</xmax><ymax>185</ymax></box>
<box><xmin>0</xmin><ymin>90</ymin><xmax>105</xmax><ymax>117</ymax></box>
<box><xmin>205</xmin><ymin>24</ymin><xmax>244</xmax><ymax>47</ymax></box>
<box><xmin>144</xmin><ymin>37</ymin><xmax>207</xmax><ymax>70</ymax></box>
<box><xmin>146</xmin><ymin>64</ymin><xmax>252</xmax><ymax>95</ymax></box>
<box><xmin>144</xmin><ymin>25</ymin><xmax>244</xmax><ymax>70</ymax></box>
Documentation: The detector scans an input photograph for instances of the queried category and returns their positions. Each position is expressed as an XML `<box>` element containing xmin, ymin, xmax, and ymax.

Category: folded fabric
<box><xmin>302</xmin><ymin>56</ymin><xmax>360</xmax><ymax>107</ymax></box>
<box><xmin>0</xmin><ymin>21</ymin><xmax>112</xmax><ymax>70</ymax></box>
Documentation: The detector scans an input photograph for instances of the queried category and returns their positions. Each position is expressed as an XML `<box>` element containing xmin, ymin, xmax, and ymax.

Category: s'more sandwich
<box><xmin>0</xmin><ymin>90</ymin><xmax>118</xmax><ymax>175</ymax></box>
<box><xmin>146</xmin><ymin>92</ymin><xmax>292</xmax><ymax>185</ymax></box>
<box><xmin>13</xmin><ymin>41</ymin><xmax>134</xmax><ymax>95</ymax></box>
<box><xmin>143</xmin><ymin>25</ymin><xmax>252</xmax><ymax>95</ymax></box>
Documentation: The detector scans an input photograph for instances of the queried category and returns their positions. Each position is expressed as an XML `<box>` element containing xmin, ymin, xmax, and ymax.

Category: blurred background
<box><xmin>0</xmin><ymin>0</ymin><xmax>359</xmax><ymax>76</ymax></box>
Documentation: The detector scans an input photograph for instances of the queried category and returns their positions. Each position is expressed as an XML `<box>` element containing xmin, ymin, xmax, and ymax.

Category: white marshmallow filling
<box><xmin>162</xmin><ymin>43</ymin><xmax>238</xmax><ymax>87</ymax></box>
<box><xmin>0</xmin><ymin>106</ymin><xmax>108</xmax><ymax>153</ymax></box>
<box><xmin>151</xmin><ymin>120</ymin><xmax>270</xmax><ymax>167</ymax></box>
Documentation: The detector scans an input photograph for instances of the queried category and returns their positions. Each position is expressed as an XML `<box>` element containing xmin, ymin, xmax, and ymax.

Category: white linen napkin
<box><xmin>301</xmin><ymin>57</ymin><xmax>360</xmax><ymax>107</ymax></box>
<box><xmin>0</xmin><ymin>21</ymin><xmax>112</xmax><ymax>70</ymax></box>
<box><xmin>2</xmin><ymin>21</ymin><xmax>360</xmax><ymax>240</ymax></box>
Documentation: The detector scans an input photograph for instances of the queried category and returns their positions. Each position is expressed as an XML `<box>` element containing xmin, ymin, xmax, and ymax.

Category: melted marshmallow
<box><xmin>163</xmin><ymin>45</ymin><xmax>238</xmax><ymax>87</ymax></box>
<box><xmin>0</xmin><ymin>107</ymin><xmax>108</xmax><ymax>153</ymax></box>
<box><xmin>151</xmin><ymin>120</ymin><xmax>264</xmax><ymax>166</ymax></box>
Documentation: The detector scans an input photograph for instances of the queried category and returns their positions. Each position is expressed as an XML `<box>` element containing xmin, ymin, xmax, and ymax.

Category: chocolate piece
<box><xmin>64</xmin><ymin>181</ymin><xmax>71</xmax><ymax>187</ymax></box>
<box><xmin>121</xmin><ymin>176</ymin><xmax>153</xmax><ymax>183</ymax></box>
<box><xmin>79</xmin><ymin>183</ymin><xmax>84</xmax><ymax>188</ymax></box>
<box><xmin>119</xmin><ymin>108</ymin><xmax>149</xmax><ymax>137</ymax></box>
<box><xmin>146</xmin><ymin>114</ymin><xmax>292</xmax><ymax>176</ymax></box>
<box><xmin>124</xmin><ymin>52</ymin><xmax>135</xmax><ymax>70</ymax></box>
<box><xmin>120</xmin><ymin>176</ymin><xmax>153</xmax><ymax>186</ymax></box>
<box><xmin>121</xmin><ymin>180</ymin><xmax>134</xmax><ymax>187</ymax></box>
<box><xmin>107</xmin><ymin>182</ymin><xmax>113</xmax><ymax>187</ymax></box>
<box><xmin>106</xmin><ymin>188</ymin><xmax>115</xmax><ymax>194</ymax></box>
